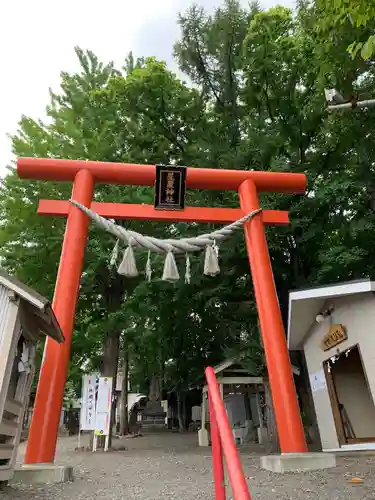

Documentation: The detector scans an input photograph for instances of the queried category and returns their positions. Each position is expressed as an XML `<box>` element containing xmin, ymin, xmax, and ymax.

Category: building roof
<box><xmin>213</xmin><ymin>356</ymin><xmax>300</xmax><ymax>376</ymax></box>
<box><xmin>287</xmin><ymin>279</ymin><xmax>375</xmax><ymax>350</ymax></box>
<box><xmin>0</xmin><ymin>268</ymin><xmax>64</xmax><ymax>343</ymax></box>
<box><xmin>213</xmin><ymin>358</ymin><xmax>247</xmax><ymax>375</ymax></box>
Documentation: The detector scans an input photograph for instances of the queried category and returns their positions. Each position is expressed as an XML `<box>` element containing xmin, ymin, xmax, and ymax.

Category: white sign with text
<box><xmin>80</xmin><ymin>374</ymin><xmax>98</xmax><ymax>431</ymax></box>
<box><xmin>94</xmin><ymin>377</ymin><xmax>113</xmax><ymax>436</ymax></box>
<box><xmin>309</xmin><ymin>369</ymin><xmax>327</xmax><ymax>393</ymax></box>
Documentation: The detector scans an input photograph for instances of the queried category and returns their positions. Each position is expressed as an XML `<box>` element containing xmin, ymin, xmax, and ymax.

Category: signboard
<box><xmin>80</xmin><ymin>374</ymin><xmax>98</xmax><ymax>431</ymax></box>
<box><xmin>161</xmin><ymin>400</ymin><xmax>168</xmax><ymax>425</ymax></box>
<box><xmin>321</xmin><ymin>324</ymin><xmax>347</xmax><ymax>351</ymax></box>
<box><xmin>94</xmin><ymin>377</ymin><xmax>113</xmax><ymax>436</ymax></box>
<box><xmin>309</xmin><ymin>369</ymin><xmax>327</xmax><ymax>393</ymax></box>
<box><xmin>154</xmin><ymin>165</ymin><xmax>187</xmax><ymax>210</ymax></box>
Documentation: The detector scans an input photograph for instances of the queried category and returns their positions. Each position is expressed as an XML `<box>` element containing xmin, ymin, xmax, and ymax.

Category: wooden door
<box><xmin>323</xmin><ymin>361</ymin><xmax>346</xmax><ymax>446</ymax></box>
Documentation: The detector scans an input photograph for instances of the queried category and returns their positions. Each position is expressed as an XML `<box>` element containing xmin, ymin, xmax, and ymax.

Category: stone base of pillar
<box><xmin>260</xmin><ymin>452</ymin><xmax>336</xmax><ymax>473</ymax></box>
<box><xmin>10</xmin><ymin>464</ymin><xmax>74</xmax><ymax>485</ymax></box>
<box><xmin>198</xmin><ymin>428</ymin><xmax>209</xmax><ymax>446</ymax></box>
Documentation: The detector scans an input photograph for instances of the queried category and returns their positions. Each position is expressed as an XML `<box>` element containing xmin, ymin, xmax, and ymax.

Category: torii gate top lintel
<box><xmin>19</xmin><ymin>156</ymin><xmax>309</xmax><ymax>466</ymax></box>
<box><xmin>17</xmin><ymin>157</ymin><xmax>306</xmax><ymax>193</ymax></box>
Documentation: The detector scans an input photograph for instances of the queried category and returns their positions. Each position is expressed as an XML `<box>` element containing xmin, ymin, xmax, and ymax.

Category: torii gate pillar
<box><xmin>239</xmin><ymin>179</ymin><xmax>305</xmax><ymax>451</ymax></box>
<box><xmin>17</xmin><ymin>158</ymin><xmax>308</xmax><ymax>464</ymax></box>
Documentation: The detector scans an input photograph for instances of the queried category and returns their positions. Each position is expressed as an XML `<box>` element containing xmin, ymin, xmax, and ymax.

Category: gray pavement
<box><xmin>1</xmin><ymin>433</ymin><xmax>374</xmax><ymax>499</ymax></box>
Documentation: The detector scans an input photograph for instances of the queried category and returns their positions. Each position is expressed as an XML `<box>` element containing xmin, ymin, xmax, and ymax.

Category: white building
<box><xmin>288</xmin><ymin>279</ymin><xmax>375</xmax><ymax>452</ymax></box>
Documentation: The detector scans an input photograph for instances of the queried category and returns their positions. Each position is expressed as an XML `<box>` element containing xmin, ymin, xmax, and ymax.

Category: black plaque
<box><xmin>154</xmin><ymin>165</ymin><xmax>187</xmax><ymax>210</ymax></box>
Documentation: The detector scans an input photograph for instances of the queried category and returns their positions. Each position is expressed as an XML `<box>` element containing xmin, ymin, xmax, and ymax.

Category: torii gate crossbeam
<box><xmin>17</xmin><ymin>157</ymin><xmax>308</xmax><ymax>464</ymax></box>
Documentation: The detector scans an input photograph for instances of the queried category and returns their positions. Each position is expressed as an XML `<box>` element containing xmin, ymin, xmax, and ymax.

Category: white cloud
<box><xmin>0</xmin><ymin>0</ymin><xmax>294</xmax><ymax>173</ymax></box>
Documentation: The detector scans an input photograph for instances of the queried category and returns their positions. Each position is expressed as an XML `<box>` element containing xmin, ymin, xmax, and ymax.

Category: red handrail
<box><xmin>206</xmin><ymin>366</ymin><xmax>252</xmax><ymax>500</ymax></box>
<box><xmin>208</xmin><ymin>392</ymin><xmax>226</xmax><ymax>500</ymax></box>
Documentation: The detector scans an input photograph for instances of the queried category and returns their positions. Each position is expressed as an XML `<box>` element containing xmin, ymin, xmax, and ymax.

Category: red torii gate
<box><xmin>17</xmin><ymin>157</ymin><xmax>308</xmax><ymax>464</ymax></box>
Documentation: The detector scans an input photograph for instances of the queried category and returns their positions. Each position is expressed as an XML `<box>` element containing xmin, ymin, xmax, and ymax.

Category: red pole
<box><xmin>25</xmin><ymin>169</ymin><xmax>94</xmax><ymax>464</ymax></box>
<box><xmin>206</xmin><ymin>367</ymin><xmax>251</xmax><ymax>500</ymax></box>
<box><xmin>208</xmin><ymin>392</ymin><xmax>226</xmax><ymax>500</ymax></box>
<box><xmin>238</xmin><ymin>179</ymin><xmax>307</xmax><ymax>454</ymax></box>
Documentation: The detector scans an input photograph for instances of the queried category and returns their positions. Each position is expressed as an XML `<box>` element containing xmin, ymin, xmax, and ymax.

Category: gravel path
<box><xmin>1</xmin><ymin>433</ymin><xmax>374</xmax><ymax>499</ymax></box>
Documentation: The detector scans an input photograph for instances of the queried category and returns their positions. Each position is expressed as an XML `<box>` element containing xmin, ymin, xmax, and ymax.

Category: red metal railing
<box><xmin>205</xmin><ymin>366</ymin><xmax>252</xmax><ymax>500</ymax></box>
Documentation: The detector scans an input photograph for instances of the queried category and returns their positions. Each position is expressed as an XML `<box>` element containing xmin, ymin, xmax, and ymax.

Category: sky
<box><xmin>0</xmin><ymin>0</ymin><xmax>294</xmax><ymax>174</ymax></box>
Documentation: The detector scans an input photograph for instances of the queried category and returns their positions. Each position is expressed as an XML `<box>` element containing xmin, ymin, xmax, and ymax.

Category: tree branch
<box><xmin>192</xmin><ymin>32</ymin><xmax>225</xmax><ymax>107</ymax></box>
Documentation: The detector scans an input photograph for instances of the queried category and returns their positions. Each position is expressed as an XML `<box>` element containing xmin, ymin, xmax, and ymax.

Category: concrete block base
<box><xmin>257</xmin><ymin>427</ymin><xmax>267</xmax><ymax>445</ymax></box>
<box><xmin>10</xmin><ymin>464</ymin><xmax>74</xmax><ymax>485</ymax></box>
<box><xmin>198</xmin><ymin>428</ymin><xmax>209</xmax><ymax>446</ymax></box>
<box><xmin>260</xmin><ymin>452</ymin><xmax>336</xmax><ymax>473</ymax></box>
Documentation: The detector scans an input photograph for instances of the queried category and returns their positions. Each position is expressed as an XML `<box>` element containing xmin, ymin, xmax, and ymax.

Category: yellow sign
<box><xmin>321</xmin><ymin>324</ymin><xmax>347</xmax><ymax>351</ymax></box>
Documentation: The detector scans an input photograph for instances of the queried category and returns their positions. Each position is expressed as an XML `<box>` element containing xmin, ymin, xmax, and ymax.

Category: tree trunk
<box><xmin>182</xmin><ymin>394</ymin><xmax>187</xmax><ymax>431</ymax></box>
<box><xmin>96</xmin><ymin>330</ymin><xmax>120</xmax><ymax>449</ymax></box>
<box><xmin>295</xmin><ymin>351</ymin><xmax>321</xmax><ymax>450</ymax></box>
<box><xmin>119</xmin><ymin>349</ymin><xmax>129</xmax><ymax>436</ymax></box>
<box><xmin>244</xmin><ymin>390</ymin><xmax>252</xmax><ymax>421</ymax></box>
<box><xmin>177</xmin><ymin>392</ymin><xmax>184</xmax><ymax>432</ymax></box>
<box><xmin>264</xmin><ymin>381</ymin><xmax>280</xmax><ymax>453</ymax></box>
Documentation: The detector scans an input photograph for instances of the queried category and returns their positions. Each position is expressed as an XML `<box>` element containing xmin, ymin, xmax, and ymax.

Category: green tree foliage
<box><xmin>314</xmin><ymin>0</ymin><xmax>375</xmax><ymax>60</ymax></box>
<box><xmin>1</xmin><ymin>0</ymin><xmax>375</xmax><ymax>411</ymax></box>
